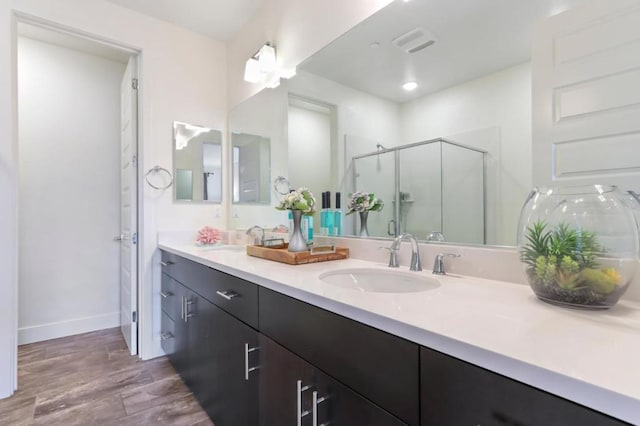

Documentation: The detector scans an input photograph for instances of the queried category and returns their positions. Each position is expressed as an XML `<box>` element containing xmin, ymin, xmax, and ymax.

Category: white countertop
<box><xmin>159</xmin><ymin>242</ymin><xmax>640</xmax><ymax>423</ymax></box>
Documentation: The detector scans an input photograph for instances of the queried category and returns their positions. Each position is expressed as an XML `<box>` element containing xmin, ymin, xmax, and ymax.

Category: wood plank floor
<box><xmin>0</xmin><ymin>327</ymin><xmax>214</xmax><ymax>425</ymax></box>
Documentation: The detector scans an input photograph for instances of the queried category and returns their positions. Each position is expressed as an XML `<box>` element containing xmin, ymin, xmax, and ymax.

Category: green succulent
<box><xmin>521</xmin><ymin>220</ymin><xmax>603</xmax><ymax>271</ymax></box>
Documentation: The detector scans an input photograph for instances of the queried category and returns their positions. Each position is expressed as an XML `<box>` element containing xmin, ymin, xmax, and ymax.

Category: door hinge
<box><xmin>132</xmin><ymin>155</ymin><xmax>137</xmax><ymax>168</ymax></box>
<box><xmin>132</xmin><ymin>78</ymin><xmax>138</xmax><ymax>90</ymax></box>
<box><xmin>132</xmin><ymin>232</ymin><xmax>138</xmax><ymax>245</ymax></box>
<box><xmin>132</xmin><ymin>311</ymin><xmax>137</xmax><ymax>323</ymax></box>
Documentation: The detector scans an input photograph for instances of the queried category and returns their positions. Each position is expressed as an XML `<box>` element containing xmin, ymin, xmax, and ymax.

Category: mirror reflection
<box><xmin>228</xmin><ymin>0</ymin><xmax>589</xmax><ymax>246</ymax></box>
<box><xmin>173</xmin><ymin>121</ymin><xmax>222</xmax><ymax>203</ymax></box>
<box><xmin>232</xmin><ymin>132</ymin><xmax>271</xmax><ymax>204</ymax></box>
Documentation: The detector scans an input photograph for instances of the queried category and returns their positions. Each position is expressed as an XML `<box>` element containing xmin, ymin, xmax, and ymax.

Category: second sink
<box><xmin>319</xmin><ymin>268</ymin><xmax>439</xmax><ymax>293</ymax></box>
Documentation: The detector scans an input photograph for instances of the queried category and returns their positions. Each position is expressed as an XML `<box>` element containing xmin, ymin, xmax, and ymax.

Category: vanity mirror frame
<box><xmin>172</xmin><ymin>121</ymin><xmax>223</xmax><ymax>204</ymax></box>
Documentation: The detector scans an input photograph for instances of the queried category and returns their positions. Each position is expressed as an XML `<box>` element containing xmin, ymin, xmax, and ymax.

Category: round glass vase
<box><xmin>516</xmin><ymin>185</ymin><xmax>639</xmax><ymax>309</ymax></box>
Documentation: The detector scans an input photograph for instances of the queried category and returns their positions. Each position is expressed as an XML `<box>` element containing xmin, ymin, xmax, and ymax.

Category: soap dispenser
<box><xmin>334</xmin><ymin>192</ymin><xmax>343</xmax><ymax>236</ymax></box>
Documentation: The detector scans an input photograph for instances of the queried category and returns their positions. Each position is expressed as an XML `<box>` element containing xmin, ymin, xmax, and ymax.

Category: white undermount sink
<box><xmin>319</xmin><ymin>268</ymin><xmax>440</xmax><ymax>293</ymax></box>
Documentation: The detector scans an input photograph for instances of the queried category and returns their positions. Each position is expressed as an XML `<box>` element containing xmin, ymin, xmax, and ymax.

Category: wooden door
<box><xmin>532</xmin><ymin>0</ymin><xmax>640</xmax><ymax>192</ymax></box>
<box><xmin>119</xmin><ymin>55</ymin><xmax>138</xmax><ymax>354</ymax></box>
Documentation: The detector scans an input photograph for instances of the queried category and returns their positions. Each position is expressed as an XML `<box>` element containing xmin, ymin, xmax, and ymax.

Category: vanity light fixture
<box><xmin>244</xmin><ymin>42</ymin><xmax>296</xmax><ymax>88</ymax></box>
<box><xmin>402</xmin><ymin>81</ymin><xmax>419</xmax><ymax>91</ymax></box>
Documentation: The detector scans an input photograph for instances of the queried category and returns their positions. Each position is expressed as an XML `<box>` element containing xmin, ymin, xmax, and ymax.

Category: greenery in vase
<box><xmin>275</xmin><ymin>187</ymin><xmax>316</xmax><ymax>215</ymax></box>
<box><xmin>346</xmin><ymin>192</ymin><xmax>383</xmax><ymax>215</ymax></box>
<box><xmin>520</xmin><ymin>220</ymin><xmax>621</xmax><ymax>295</ymax></box>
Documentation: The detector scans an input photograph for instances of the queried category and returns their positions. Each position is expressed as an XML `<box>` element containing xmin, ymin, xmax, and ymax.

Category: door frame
<box><xmin>9</xmin><ymin>10</ymin><xmax>144</xmax><ymax>385</ymax></box>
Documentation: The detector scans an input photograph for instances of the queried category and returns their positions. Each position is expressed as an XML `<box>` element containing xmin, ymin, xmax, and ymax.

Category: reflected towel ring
<box><xmin>145</xmin><ymin>166</ymin><xmax>173</xmax><ymax>190</ymax></box>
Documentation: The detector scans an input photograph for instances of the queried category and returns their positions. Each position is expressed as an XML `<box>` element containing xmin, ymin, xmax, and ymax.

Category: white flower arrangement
<box><xmin>275</xmin><ymin>187</ymin><xmax>317</xmax><ymax>215</ymax></box>
<box><xmin>346</xmin><ymin>192</ymin><xmax>383</xmax><ymax>215</ymax></box>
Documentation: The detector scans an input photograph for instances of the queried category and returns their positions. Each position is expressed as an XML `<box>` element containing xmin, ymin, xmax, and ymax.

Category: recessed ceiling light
<box><xmin>369</xmin><ymin>41</ymin><xmax>381</xmax><ymax>49</ymax></box>
<box><xmin>402</xmin><ymin>81</ymin><xmax>419</xmax><ymax>91</ymax></box>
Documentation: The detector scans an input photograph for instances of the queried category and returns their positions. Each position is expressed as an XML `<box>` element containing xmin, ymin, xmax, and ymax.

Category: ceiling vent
<box><xmin>392</xmin><ymin>27</ymin><xmax>437</xmax><ymax>54</ymax></box>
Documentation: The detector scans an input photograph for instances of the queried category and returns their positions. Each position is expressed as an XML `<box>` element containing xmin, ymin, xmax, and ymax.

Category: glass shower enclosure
<box><xmin>347</xmin><ymin>138</ymin><xmax>486</xmax><ymax>245</ymax></box>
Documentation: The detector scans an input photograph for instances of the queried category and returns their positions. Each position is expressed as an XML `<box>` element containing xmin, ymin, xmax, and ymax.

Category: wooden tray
<box><xmin>246</xmin><ymin>244</ymin><xmax>349</xmax><ymax>265</ymax></box>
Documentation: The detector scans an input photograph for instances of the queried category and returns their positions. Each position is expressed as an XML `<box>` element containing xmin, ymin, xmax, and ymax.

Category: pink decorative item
<box><xmin>196</xmin><ymin>226</ymin><xmax>221</xmax><ymax>245</ymax></box>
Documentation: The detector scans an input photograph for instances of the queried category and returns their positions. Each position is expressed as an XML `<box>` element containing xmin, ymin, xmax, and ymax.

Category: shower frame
<box><xmin>351</xmin><ymin>137</ymin><xmax>488</xmax><ymax>242</ymax></box>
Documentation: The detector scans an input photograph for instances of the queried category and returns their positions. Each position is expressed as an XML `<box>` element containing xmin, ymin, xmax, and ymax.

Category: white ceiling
<box><xmin>299</xmin><ymin>0</ymin><xmax>588</xmax><ymax>103</ymax></box>
<box><xmin>106</xmin><ymin>0</ymin><xmax>264</xmax><ymax>41</ymax></box>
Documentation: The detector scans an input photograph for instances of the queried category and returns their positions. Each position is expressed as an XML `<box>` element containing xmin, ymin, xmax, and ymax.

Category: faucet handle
<box><xmin>379</xmin><ymin>246</ymin><xmax>399</xmax><ymax>268</ymax></box>
<box><xmin>433</xmin><ymin>253</ymin><xmax>460</xmax><ymax>275</ymax></box>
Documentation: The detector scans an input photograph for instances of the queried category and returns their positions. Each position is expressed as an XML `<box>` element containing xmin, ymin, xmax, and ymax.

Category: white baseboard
<box><xmin>18</xmin><ymin>312</ymin><xmax>120</xmax><ymax>345</ymax></box>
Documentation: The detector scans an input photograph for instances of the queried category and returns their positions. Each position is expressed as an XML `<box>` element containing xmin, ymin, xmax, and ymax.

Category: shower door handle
<box><xmin>387</xmin><ymin>220</ymin><xmax>396</xmax><ymax>236</ymax></box>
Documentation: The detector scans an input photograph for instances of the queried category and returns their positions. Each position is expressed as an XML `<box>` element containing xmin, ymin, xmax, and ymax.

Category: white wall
<box><xmin>17</xmin><ymin>37</ymin><xmax>124</xmax><ymax>344</ymax></box>
<box><xmin>227</xmin><ymin>0</ymin><xmax>392</xmax><ymax>108</ymax></box>
<box><xmin>288</xmin><ymin>104</ymin><xmax>332</xmax><ymax>220</ymax></box>
<box><xmin>0</xmin><ymin>0</ymin><xmax>228</xmax><ymax>396</ymax></box>
<box><xmin>401</xmin><ymin>62</ymin><xmax>532</xmax><ymax>246</ymax></box>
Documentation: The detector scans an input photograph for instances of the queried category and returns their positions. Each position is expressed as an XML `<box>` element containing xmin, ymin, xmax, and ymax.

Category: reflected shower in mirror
<box><xmin>173</xmin><ymin>121</ymin><xmax>222</xmax><ymax>203</ymax></box>
<box><xmin>346</xmin><ymin>139</ymin><xmax>486</xmax><ymax>244</ymax></box>
<box><xmin>232</xmin><ymin>132</ymin><xmax>271</xmax><ymax>204</ymax></box>
<box><xmin>227</xmin><ymin>0</ymin><xmax>590</xmax><ymax>246</ymax></box>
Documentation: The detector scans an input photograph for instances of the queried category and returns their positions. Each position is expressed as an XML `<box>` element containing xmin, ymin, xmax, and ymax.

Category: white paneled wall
<box><xmin>532</xmin><ymin>0</ymin><xmax>640</xmax><ymax>191</ymax></box>
<box><xmin>18</xmin><ymin>37</ymin><xmax>125</xmax><ymax>344</ymax></box>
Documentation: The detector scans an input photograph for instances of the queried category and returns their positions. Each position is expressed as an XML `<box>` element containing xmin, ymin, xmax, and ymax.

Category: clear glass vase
<box><xmin>517</xmin><ymin>185</ymin><xmax>639</xmax><ymax>309</ymax></box>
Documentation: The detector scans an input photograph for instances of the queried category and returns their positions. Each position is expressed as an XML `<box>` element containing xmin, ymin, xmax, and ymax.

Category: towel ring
<box><xmin>145</xmin><ymin>166</ymin><xmax>173</xmax><ymax>190</ymax></box>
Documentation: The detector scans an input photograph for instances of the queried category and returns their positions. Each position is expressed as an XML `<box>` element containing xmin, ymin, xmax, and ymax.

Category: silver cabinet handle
<box><xmin>180</xmin><ymin>296</ymin><xmax>185</xmax><ymax>321</ymax></box>
<box><xmin>160</xmin><ymin>332</ymin><xmax>173</xmax><ymax>340</ymax></box>
<box><xmin>184</xmin><ymin>298</ymin><xmax>194</xmax><ymax>322</ymax></box>
<box><xmin>244</xmin><ymin>343</ymin><xmax>259</xmax><ymax>380</ymax></box>
<box><xmin>160</xmin><ymin>261</ymin><xmax>174</xmax><ymax>267</ymax></box>
<box><xmin>297</xmin><ymin>379</ymin><xmax>312</xmax><ymax>426</ymax></box>
<box><xmin>312</xmin><ymin>390</ymin><xmax>330</xmax><ymax>426</ymax></box>
<box><xmin>216</xmin><ymin>290</ymin><xmax>239</xmax><ymax>301</ymax></box>
<box><xmin>160</xmin><ymin>291</ymin><xmax>173</xmax><ymax>298</ymax></box>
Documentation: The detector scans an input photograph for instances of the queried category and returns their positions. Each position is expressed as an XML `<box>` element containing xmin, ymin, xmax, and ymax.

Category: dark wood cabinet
<box><xmin>259</xmin><ymin>334</ymin><xmax>407</xmax><ymax>426</ymax></box>
<box><xmin>161</xmin><ymin>251</ymin><xmax>259</xmax><ymax>426</ymax></box>
<box><xmin>259</xmin><ymin>334</ymin><xmax>315</xmax><ymax>426</ymax></box>
<box><xmin>420</xmin><ymin>346</ymin><xmax>628</xmax><ymax>426</ymax></box>
<box><xmin>160</xmin><ymin>250</ymin><xmax>629</xmax><ymax>426</ymax></box>
<box><xmin>259</xmin><ymin>286</ymin><xmax>419</xmax><ymax>426</ymax></box>
<box><xmin>207</xmin><ymin>302</ymin><xmax>259</xmax><ymax>425</ymax></box>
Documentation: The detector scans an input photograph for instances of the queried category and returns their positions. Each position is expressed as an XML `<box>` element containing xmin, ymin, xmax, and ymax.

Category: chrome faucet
<box><xmin>432</xmin><ymin>253</ymin><xmax>460</xmax><ymax>275</ymax></box>
<box><xmin>246</xmin><ymin>226</ymin><xmax>265</xmax><ymax>245</ymax></box>
<box><xmin>390</xmin><ymin>233</ymin><xmax>422</xmax><ymax>271</ymax></box>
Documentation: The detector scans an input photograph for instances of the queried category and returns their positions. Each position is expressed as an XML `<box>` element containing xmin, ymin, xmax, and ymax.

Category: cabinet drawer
<box><xmin>160</xmin><ymin>311</ymin><xmax>175</xmax><ymax>355</ymax></box>
<box><xmin>160</xmin><ymin>250</ymin><xmax>258</xmax><ymax>328</ymax></box>
<box><xmin>420</xmin><ymin>346</ymin><xmax>628</xmax><ymax>426</ymax></box>
<box><xmin>259</xmin><ymin>287</ymin><xmax>419</xmax><ymax>426</ymax></box>
<box><xmin>160</xmin><ymin>273</ymin><xmax>180</xmax><ymax>320</ymax></box>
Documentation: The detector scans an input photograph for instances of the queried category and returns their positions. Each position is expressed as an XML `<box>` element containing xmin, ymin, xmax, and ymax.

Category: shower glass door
<box><xmin>352</xmin><ymin>150</ymin><xmax>396</xmax><ymax>238</ymax></box>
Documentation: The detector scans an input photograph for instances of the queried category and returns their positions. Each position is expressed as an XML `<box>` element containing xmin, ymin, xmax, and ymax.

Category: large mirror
<box><xmin>228</xmin><ymin>0</ymin><xmax>589</xmax><ymax>246</ymax></box>
<box><xmin>173</xmin><ymin>121</ymin><xmax>222</xmax><ymax>203</ymax></box>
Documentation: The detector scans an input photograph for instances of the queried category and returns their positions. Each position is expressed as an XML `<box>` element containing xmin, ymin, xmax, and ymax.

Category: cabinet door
<box><xmin>206</xmin><ymin>304</ymin><xmax>259</xmax><ymax>426</ymax></box>
<box><xmin>185</xmin><ymin>291</ymin><xmax>214</xmax><ymax>411</ymax></box>
<box><xmin>169</xmin><ymin>282</ymin><xmax>189</xmax><ymax>385</ymax></box>
<box><xmin>420</xmin><ymin>347</ymin><xmax>627</xmax><ymax>426</ymax></box>
<box><xmin>314</xmin><ymin>370</ymin><xmax>408</xmax><ymax>426</ymax></box>
<box><xmin>259</xmin><ymin>334</ymin><xmax>315</xmax><ymax>426</ymax></box>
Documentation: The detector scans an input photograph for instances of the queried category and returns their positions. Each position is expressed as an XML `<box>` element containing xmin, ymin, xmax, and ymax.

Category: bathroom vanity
<box><xmin>159</xmin><ymin>245</ymin><xmax>639</xmax><ymax>425</ymax></box>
